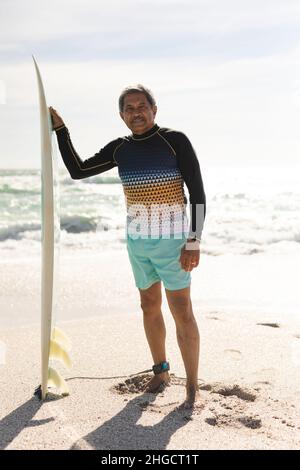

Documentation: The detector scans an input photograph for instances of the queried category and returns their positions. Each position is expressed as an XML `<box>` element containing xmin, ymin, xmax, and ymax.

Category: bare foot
<box><xmin>181</xmin><ymin>385</ymin><xmax>201</xmax><ymax>409</ymax></box>
<box><xmin>144</xmin><ymin>372</ymin><xmax>170</xmax><ymax>393</ymax></box>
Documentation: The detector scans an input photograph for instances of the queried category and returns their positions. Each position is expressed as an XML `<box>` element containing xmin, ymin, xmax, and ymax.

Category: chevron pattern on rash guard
<box><xmin>113</xmin><ymin>132</ymin><xmax>186</xmax><ymax>236</ymax></box>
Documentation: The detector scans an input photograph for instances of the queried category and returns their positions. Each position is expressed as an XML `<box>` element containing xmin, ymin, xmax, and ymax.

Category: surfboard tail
<box><xmin>39</xmin><ymin>327</ymin><xmax>72</xmax><ymax>399</ymax></box>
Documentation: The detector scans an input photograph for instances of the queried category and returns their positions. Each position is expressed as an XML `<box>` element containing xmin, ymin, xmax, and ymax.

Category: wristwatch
<box><xmin>185</xmin><ymin>237</ymin><xmax>200</xmax><ymax>250</ymax></box>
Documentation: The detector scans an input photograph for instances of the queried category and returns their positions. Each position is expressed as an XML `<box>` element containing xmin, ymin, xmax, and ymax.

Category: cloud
<box><xmin>1</xmin><ymin>0</ymin><xmax>300</xmax><ymax>63</ymax></box>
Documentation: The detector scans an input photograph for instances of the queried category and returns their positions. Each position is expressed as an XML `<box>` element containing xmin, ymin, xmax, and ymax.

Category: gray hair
<box><xmin>118</xmin><ymin>84</ymin><xmax>156</xmax><ymax>112</ymax></box>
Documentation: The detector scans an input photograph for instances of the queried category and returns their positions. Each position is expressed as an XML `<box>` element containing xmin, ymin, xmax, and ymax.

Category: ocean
<box><xmin>0</xmin><ymin>166</ymin><xmax>299</xmax><ymax>257</ymax></box>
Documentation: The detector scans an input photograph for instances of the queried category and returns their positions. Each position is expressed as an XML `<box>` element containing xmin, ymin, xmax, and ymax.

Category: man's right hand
<box><xmin>49</xmin><ymin>106</ymin><xmax>65</xmax><ymax>130</ymax></box>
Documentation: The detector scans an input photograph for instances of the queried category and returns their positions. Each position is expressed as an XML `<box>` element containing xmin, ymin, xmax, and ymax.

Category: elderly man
<box><xmin>49</xmin><ymin>84</ymin><xmax>206</xmax><ymax>408</ymax></box>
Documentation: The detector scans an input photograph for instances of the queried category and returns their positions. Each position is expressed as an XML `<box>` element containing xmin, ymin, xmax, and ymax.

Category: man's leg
<box><xmin>139</xmin><ymin>281</ymin><xmax>170</xmax><ymax>392</ymax></box>
<box><xmin>165</xmin><ymin>286</ymin><xmax>200</xmax><ymax>407</ymax></box>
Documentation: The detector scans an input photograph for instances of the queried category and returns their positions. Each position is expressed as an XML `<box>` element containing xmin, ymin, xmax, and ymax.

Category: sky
<box><xmin>0</xmin><ymin>0</ymin><xmax>300</xmax><ymax>169</ymax></box>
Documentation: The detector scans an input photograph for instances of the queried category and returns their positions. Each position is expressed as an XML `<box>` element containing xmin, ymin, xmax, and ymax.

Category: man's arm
<box><xmin>55</xmin><ymin>126</ymin><xmax>121</xmax><ymax>179</ymax></box>
<box><xmin>160</xmin><ymin>129</ymin><xmax>206</xmax><ymax>242</ymax></box>
<box><xmin>176</xmin><ymin>132</ymin><xmax>206</xmax><ymax>242</ymax></box>
<box><xmin>49</xmin><ymin>106</ymin><xmax>121</xmax><ymax>179</ymax></box>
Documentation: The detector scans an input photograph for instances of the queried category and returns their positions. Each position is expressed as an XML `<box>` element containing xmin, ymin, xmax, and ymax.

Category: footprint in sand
<box><xmin>257</xmin><ymin>322</ymin><xmax>280</xmax><ymax>328</ymax></box>
<box><xmin>205</xmin><ymin>412</ymin><xmax>262</xmax><ymax>429</ymax></box>
<box><xmin>202</xmin><ymin>386</ymin><xmax>261</xmax><ymax>430</ymax></box>
<box><xmin>252</xmin><ymin>380</ymin><xmax>273</xmax><ymax>391</ymax></box>
<box><xmin>206</xmin><ymin>315</ymin><xmax>223</xmax><ymax>321</ymax></box>
<box><xmin>223</xmin><ymin>349</ymin><xmax>242</xmax><ymax>361</ymax></box>
<box><xmin>238</xmin><ymin>415</ymin><xmax>262</xmax><ymax>429</ymax></box>
<box><xmin>199</xmin><ymin>382</ymin><xmax>258</xmax><ymax>402</ymax></box>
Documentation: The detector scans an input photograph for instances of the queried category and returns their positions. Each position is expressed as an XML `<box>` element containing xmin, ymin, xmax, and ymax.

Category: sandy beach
<box><xmin>1</xmin><ymin>246</ymin><xmax>300</xmax><ymax>450</ymax></box>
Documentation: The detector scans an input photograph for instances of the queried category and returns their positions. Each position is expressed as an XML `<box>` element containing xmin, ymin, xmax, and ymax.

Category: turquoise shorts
<box><xmin>126</xmin><ymin>236</ymin><xmax>191</xmax><ymax>291</ymax></box>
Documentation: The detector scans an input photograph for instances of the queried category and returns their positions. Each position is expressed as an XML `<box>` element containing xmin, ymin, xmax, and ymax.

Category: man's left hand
<box><xmin>180</xmin><ymin>245</ymin><xmax>200</xmax><ymax>272</ymax></box>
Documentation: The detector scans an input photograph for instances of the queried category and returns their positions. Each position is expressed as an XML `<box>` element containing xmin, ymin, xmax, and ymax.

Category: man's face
<box><xmin>120</xmin><ymin>92</ymin><xmax>157</xmax><ymax>135</ymax></box>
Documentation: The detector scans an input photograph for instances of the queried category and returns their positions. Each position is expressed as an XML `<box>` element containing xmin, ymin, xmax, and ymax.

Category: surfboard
<box><xmin>33</xmin><ymin>56</ymin><xmax>72</xmax><ymax>400</ymax></box>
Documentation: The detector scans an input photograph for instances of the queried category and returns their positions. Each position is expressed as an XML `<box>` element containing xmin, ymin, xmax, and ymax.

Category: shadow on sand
<box><xmin>0</xmin><ymin>392</ymin><xmax>66</xmax><ymax>449</ymax></box>
<box><xmin>71</xmin><ymin>391</ymin><xmax>196</xmax><ymax>450</ymax></box>
<box><xmin>0</xmin><ymin>396</ymin><xmax>47</xmax><ymax>449</ymax></box>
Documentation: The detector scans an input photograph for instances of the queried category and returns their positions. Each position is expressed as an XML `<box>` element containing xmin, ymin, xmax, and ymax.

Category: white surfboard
<box><xmin>33</xmin><ymin>56</ymin><xmax>72</xmax><ymax>400</ymax></box>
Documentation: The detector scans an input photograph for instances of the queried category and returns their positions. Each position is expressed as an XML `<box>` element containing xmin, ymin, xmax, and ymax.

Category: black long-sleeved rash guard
<box><xmin>55</xmin><ymin>123</ymin><xmax>206</xmax><ymax>239</ymax></box>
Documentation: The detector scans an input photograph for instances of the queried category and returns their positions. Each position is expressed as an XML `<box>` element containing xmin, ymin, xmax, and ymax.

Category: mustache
<box><xmin>132</xmin><ymin>117</ymin><xmax>145</xmax><ymax>123</ymax></box>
